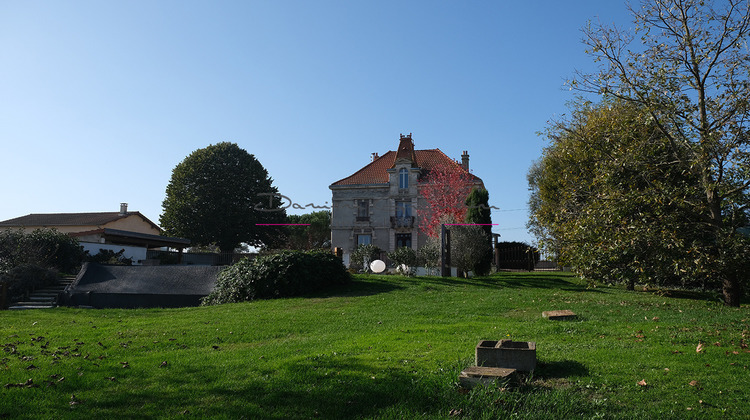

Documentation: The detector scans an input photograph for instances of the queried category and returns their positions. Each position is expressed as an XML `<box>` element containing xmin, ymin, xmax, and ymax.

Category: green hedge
<box><xmin>202</xmin><ymin>250</ymin><xmax>350</xmax><ymax>305</ymax></box>
<box><xmin>0</xmin><ymin>228</ymin><xmax>84</xmax><ymax>273</ymax></box>
<box><xmin>1</xmin><ymin>264</ymin><xmax>59</xmax><ymax>302</ymax></box>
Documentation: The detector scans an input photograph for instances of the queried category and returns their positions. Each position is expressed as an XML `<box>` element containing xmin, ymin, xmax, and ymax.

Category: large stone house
<box><xmin>329</xmin><ymin>134</ymin><xmax>484</xmax><ymax>266</ymax></box>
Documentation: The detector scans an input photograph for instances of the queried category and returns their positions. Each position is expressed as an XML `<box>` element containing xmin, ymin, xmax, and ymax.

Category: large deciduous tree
<box><xmin>418</xmin><ymin>164</ymin><xmax>474</xmax><ymax>238</ymax></box>
<box><xmin>553</xmin><ymin>0</ymin><xmax>750</xmax><ymax>305</ymax></box>
<box><xmin>281</xmin><ymin>211</ymin><xmax>331</xmax><ymax>250</ymax></box>
<box><xmin>160</xmin><ymin>142</ymin><xmax>285</xmax><ymax>252</ymax></box>
<box><xmin>529</xmin><ymin>99</ymin><xmax>707</xmax><ymax>290</ymax></box>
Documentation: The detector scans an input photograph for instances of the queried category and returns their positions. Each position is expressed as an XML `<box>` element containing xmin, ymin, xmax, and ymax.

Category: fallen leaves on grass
<box><xmin>696</xmin><ymin>342</ymin><xmax>705</xmax><ymax>353</ymax></box>
<box><xmin>637</xmin><ymin>379</ymin><xmax>648</xmax><ymax>387</ymax></box>
<box><xmin>4</xmin><ymin>379</ymin><xmax>37</xmax><ymax>389</ymax></box>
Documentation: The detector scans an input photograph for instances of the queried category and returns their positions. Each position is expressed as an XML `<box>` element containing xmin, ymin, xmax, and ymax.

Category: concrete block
<box><xmin>542</xmin><ymin>310</ymin><xmax>576</xmax><ymax>320</ymax></box>
<box><xmin>459</xmin><ymin>366</ymin><xmax>517</xmax><ymax>388</ymax></box>
<box><xmin>475</xmin><ymin>339</ymin><xmax>536</xmax><ymax>371</ymax></box>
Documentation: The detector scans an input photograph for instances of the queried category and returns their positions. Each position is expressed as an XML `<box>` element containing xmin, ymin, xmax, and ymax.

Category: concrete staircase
<box><xmin>8</xmin><ymin>275</ymin><xmax>75</xmax><ymax>310</ymax></box>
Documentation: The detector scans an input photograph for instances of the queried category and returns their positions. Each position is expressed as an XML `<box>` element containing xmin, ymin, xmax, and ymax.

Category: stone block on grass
<box><xmin>542</xmin><ymin>310</ymin><xmax>576</xmax><ymax>320</ymax></box>
<box><xmin>459</xmin><ymin>366</ymin><xmax>517</xmax><ymax>388</ymax></box>
<box><xmin>475</xmin><ymin>339</ymin><xmax>536</xmax><ymax>371</ymax></box>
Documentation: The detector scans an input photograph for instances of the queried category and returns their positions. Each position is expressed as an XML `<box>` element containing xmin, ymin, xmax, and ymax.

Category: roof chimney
<box><xmin>461</xmin><ymin>151</ymin><xmax>469</xmax><ymax>171</ymax></box>
<box><xmin>119</xmin><ymin>203</ymin><xmax>128</xmax><ymax>216</ymax></box>
<box><xmin>371</xmin><ymin>152</ymin><xmax>379</xmax><ymax>162</ymax></box>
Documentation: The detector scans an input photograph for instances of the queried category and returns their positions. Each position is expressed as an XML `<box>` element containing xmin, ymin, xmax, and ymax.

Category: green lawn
<box><xmin>1</xmin><ymin>272</ymin><xmax>748</xmax><ymax>419</ymax></box>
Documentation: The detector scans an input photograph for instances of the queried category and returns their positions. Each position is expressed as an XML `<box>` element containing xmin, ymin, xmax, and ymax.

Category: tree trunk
<box><xmin>626</xmin><ymin>278</ymin><xmax>635</xmax><ymax>291</ymax></box>
<box><xmin>722</xmin><ymin>276</ymin><xmax>742</xmax><ymax>307</ymax></box>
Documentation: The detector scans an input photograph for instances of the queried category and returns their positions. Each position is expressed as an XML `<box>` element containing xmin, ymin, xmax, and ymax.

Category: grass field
<box><xmin>1</xmin><ymin>272</ymin><xmax>748</xmax><ymax>419</ymax></box>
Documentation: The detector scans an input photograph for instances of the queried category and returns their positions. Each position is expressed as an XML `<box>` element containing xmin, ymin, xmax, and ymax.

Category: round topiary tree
<box><xmin>160</xmin><ymin>142</ymin><xmax>286</xmax><ymax>252</ymax></box>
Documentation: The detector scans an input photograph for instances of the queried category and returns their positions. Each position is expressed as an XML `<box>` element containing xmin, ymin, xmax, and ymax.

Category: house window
<box><xmin>396</xmin><ymin>233</ymin><xmax>412</xmax><ymax>248</ymax></box>
<box><xmin>357</xmin><ymin>234</ymin><xmax>372</xmax><ymax>246</ymax></box>
<box><xmin>395</xmin><ymin>201</ymin><xmax>411</xmax><ymax>218</ymax></box>
<box><xmin>357</xmin><ymin>200</ymin><xmax>369</xmax><ymax>221</ymax></box>
<box><xmin>399</xmin><ymin>168</ymin><xmax>409</xmax><ymax>189</ymax></box>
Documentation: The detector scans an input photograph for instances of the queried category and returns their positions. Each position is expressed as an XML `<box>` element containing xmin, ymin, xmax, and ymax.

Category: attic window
<box><xmin>399</xmin><ymin>168</ymin><xmax>409</xmax><ymax>189</ymax></box>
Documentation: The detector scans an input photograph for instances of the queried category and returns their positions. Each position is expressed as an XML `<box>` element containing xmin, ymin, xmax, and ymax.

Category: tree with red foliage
<box><xmin>418</xmin><ymin>164</ymin><xmax>474</xmax><ymax>238</ymax></box>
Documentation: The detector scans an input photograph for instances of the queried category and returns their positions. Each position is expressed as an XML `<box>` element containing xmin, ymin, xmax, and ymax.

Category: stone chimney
<box><xmin>461</xmin><ymin>151</ymin><xmax>469</xmax><ymax>171</ymax></box>
<box><xmin>119</xmin><ymin>203</ymin><xmax>128</xmax><ymax>216</ymax></box>
<box><xmin>371</xmin><ymin>152</ymin><xmax>379</xmax><ymax>162</ymax></box>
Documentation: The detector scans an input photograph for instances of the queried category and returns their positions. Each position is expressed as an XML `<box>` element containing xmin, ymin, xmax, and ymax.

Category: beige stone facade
<box><xmin>329</xmin><ymin>134</ymin><xmax>483</xmax><ymax>266</ymax></box>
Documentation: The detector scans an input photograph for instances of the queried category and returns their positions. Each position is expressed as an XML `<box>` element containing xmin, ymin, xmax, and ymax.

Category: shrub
<box><xmin>350</xmin><ymin>244</ymin><xmax>382</xmax><ymax>272</ymax></box>
<box><xmin>0</xmin><ymin>228</ymin><xmax>84</xmax><ymax>273</ymax></box>
<box><xmin>202</xmin><ymin>250</ymin><xmax>351</xmax><ymax>305</ymax></box>
<box><xmin>1</xmin><ymin>264</ymin><xmax>59</xmax><ymax>301</ymax></box>
<box><xmin>417</xmin><ymin>238</ymin><xmax>441</xmax><ymax>275</ymax></box>
<box><xmin>387</xmin><ymin>247</ymin><xmax>417</xmax><ymax>275</ymax></box>
<box><xmin>450</xmin><ymin>225</ymin><xmax>491</xmax><ymax>277</ymax></box>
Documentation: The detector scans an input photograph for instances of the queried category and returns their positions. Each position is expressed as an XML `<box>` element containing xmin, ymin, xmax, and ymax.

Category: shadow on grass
<box><xmin>645</xmin><ymin>288</ymin><xmax>723</xmax><ymax>303</ymax></box>
<box><xmin>323</xmin><ymin>277</ymin><xmax>405</xmax><ymax>298</ymax></box>
<box><xmin>79</xmin><ymin>355</ymin><xmax>456</xmax><ymax>419</ymax></box>
<box><xmin>535</xmin><ymin>359</ymin><xmax>589</xmax><ymax>379</ymax></box>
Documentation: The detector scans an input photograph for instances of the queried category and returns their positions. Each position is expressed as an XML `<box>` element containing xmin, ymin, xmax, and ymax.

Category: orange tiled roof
<box><xmin>0</xmin><ymin>212</ymin><xmax>161</xmax><ymax>232</ymax></box>
<box><xmin>330</xmin><ymin>148</ymin><xmax>482</xmax><ymax>187</ymax></box>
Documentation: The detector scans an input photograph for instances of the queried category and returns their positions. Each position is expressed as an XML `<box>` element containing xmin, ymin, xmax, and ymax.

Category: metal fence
<box><xmin>494</xmin><ymin>245</ymin><xmax>559</xmax><ymax>271</ymax></box>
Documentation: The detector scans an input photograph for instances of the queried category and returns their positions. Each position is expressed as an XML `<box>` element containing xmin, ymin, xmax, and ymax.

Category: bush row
<box><xmin>1</xmin><ymin>264</ymin><xmax>60</xmax><ymax>302</ymax></box>
<box><xmin>202</xmin><ymin>250</ymin><xmax>350</xmax><ymax>305</ymax></box>
<box><xmin>0</xmin><ymin>228</ymin><xmax>84</xmax><ymax>274</ymax></box>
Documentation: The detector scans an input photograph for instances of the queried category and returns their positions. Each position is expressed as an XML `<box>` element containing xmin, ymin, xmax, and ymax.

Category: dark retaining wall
<box><xmin>63</xmin><ymin>263</ymin><xmax>223</xmax><ymax>309</ymax></box>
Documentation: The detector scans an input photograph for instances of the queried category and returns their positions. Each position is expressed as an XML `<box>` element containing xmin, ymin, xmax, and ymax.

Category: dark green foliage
<box><xmin>281</xmin><ymin>211</ymin><xmax>331</xmax><ymax>250</ymax></box>
<box><xmin>527</xmin><ymin>100</ymin><xmax>748</xmax><ymax>293</ymax></box>
<box><xmin>202</xmin><ymin>250</ymin><xmax>350</xmax><ymax>305</ymax></box>
<box><xmin>464</xmin><ymin>188</ymin><xmax>493</xmax><ymax>275</ymax></box>
<box><xmin>387</xmin><ymin>247</ymin><xmax>417</xmax><ymax>275</ymax></box>
<box><xmin>1</xmin><ymin>264</ymin><xmax>59</xmax><ymax>301</ymax></box>
<box><xmin>495</xmin><ymin>241</ymin><xmax>540</xmax><ymax>271</ymax></box>
<box><xmin>85</xmin><ymin>249</ymin><xmax>133</xmax><ymax>265</ymax></box>
<box><xmin>0</xmin><ymin>228</ymin><xmax>84</xmax><ymax>273</ymax></box>
<box><xmin>570</xmin><ymin>0</ymin><xmax>750</xmax><ymax>305</ymax></box>
<box><xmin>160</xmin><ymin>142</ymin><xmax>286</xmax><ymax>252</ymax></box>
<box><xmin>449</xmin><ymin>225</ymin><xmax>491</xmax><ymax>277</ymax></box>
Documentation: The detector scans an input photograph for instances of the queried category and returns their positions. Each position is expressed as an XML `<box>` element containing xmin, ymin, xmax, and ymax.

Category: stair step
<box><xmin>12</xmin><ymin>301</ymin><xmax>56</xmax><ymax>306</ymax></box>
<box><xmin>29</xmin><ymin>295</ymin><xmax>57</xmax><ymax>302</ymax></box>
<box><xmin>9</xmin><ymin>305</ymin><xmax>56</xmax><ymax>310</ymax></box>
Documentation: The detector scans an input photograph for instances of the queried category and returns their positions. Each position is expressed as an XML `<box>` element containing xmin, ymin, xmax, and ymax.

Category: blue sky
<box><xmin>0</xmin><ymin>0</ymin><xmax>634</xmax><ymax>244</ymax></box>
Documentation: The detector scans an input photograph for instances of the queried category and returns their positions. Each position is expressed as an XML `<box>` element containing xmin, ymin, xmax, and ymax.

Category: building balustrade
<box><xmin>390</xmin><ymin>216</ymin><xmax>415</xmax><ymax>228</ymax></box>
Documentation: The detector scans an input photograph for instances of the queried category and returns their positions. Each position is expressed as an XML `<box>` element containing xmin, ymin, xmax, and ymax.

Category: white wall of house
<box><xmin>80</xmin><ymin>242</ymin><xmax>148</xmax><ymax>265</ymax></box>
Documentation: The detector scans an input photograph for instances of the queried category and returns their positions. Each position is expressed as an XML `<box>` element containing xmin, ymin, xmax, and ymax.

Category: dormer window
<box><xmin>399</xmin><ymin>168</ymin><xmax>409</xmax><ymax>189</ymax></box>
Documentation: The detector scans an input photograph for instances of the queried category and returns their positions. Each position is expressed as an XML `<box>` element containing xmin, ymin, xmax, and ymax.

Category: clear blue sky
<box><xmin>0</xmin><ymin>0</ymin><xmax>634</xmax><ymax>244</ymax></box>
